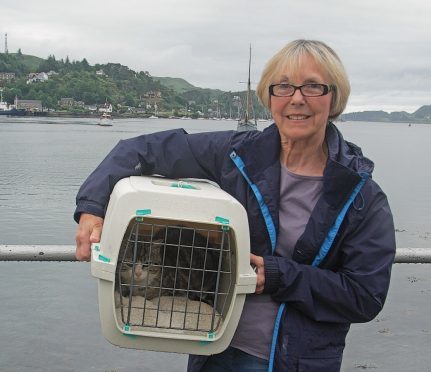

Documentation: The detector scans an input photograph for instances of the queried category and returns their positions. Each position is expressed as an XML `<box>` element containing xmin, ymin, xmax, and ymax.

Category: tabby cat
<box><xmin>116</xmin><ymin>225</ymin><xmax>224</xmax><ymax>306</ymax></box>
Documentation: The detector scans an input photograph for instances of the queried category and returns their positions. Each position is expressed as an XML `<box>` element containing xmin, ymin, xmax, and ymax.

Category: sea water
<box><xmin>0</xmin><ymin>117</ymin><xmax>430</xmax><ymax>371</ymax></box>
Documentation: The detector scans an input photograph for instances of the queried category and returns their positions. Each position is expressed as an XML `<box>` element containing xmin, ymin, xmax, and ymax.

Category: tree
<box><xmin>38</xmin><ymin>55</ymin><xmax>60</xmax><ymax>72</ymax></box>
<box><xmin>81</xmin><ymin>58</ymin><xmax>91</xmax><ymax>71</ymax></box>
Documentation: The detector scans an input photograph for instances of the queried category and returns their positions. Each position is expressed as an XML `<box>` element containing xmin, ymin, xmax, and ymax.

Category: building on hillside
<box><xmin>14</xmin><ymin>97</ymin><xmax>43</xmax><ymax>112</ymax></box>
<box><xmin>59</xmin><ymin>98</ymin><xmax>75</xmax><ymax>107</ymax></box>
<box><xmin>98</xmin><ymin>103</ymin><xmax>113</xmax><ymax>113</ymax></box>
<box><xmin>58</xmin><ymin>98</ymin><xmax>85</xmax><ymax>108</ymax></box>
<box><xmin>140</xmin><ymin>91</ymin><xmax>162</xmax><ymax>113</ymax></box>
<box><xmin>134</xmin><ymin>107</ymin><xmax>147</xmax><ymax>114</ymax></box>
<box><xmin>0</xmin><ymin>72</ymin><xmax>15</xmax><ymax>81</ymax></box>
<box><xmin>141</xmin><ymin>91</ymin><xmax>162</xmax><ymax>99</ymax></box>
<box><xmin>26</xmin><ymin>72</ymin><xmax>49</xmax><ymax>84</ymax></box>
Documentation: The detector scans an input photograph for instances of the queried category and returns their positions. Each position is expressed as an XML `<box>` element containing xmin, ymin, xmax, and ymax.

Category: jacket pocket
<box><xmin>298</xmin><ymin>356</ymin><xmax>342</xmax><ymax>372</ymax></box>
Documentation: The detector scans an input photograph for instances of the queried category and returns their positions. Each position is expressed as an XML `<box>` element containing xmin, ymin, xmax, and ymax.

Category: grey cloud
<box><xmin>0</xmin><ymin>0</ymin><xmax>430</xmax><ymax>111</ymax></box>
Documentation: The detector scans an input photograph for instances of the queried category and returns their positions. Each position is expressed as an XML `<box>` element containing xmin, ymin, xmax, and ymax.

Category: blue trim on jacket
<box><xmin>312</xmin><ymin>172</ymin><xmax>369</xmax><ymax>267</ymax></box>
<box><xmin>230</xmin><ymin>151</ymin><xmax>277</xmax><ymax>252</ymax></box>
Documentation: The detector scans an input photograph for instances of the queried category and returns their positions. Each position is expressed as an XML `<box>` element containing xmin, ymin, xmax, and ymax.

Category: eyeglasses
<box><xmin>269</xmin><ymin>83</ymin><xmax>333</xmax><ymax>97</ymax></box>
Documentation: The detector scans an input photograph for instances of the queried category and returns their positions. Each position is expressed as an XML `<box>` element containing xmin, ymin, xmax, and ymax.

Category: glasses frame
<box><xmin>269</xmin><ymin>83</ymin><xmax>333</xmax><ymax>97</ymax></box>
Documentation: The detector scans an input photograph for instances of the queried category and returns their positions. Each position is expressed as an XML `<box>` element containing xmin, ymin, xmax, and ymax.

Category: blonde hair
<box><xmin>256</xmin><ymin>39</ymin><xmax>350</xmax><ymax>120</ymax></box>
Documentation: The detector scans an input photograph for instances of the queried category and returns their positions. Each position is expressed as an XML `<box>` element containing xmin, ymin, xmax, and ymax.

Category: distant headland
<box><xmin>340</xmin><ymin>106</ymin><xmax>431</xmax><ymax>124</ymax></box>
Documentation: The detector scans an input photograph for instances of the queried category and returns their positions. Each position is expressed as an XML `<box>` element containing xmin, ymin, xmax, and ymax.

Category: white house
<box><xmin>98</xmin><ymin>103</ymin><xmax>113</xmax><ymax>113</ymax></box>
<box><xmin>26</xmin><ymin>72</ymin><xmax>49</xmax><ymax>84</ymax></box>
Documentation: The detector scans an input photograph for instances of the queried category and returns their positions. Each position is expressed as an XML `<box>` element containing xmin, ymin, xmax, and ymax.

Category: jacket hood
<box><xmin>326</xmin><ymin>122</ymin><xmax>374</xmax><ymax>175</ymax></box>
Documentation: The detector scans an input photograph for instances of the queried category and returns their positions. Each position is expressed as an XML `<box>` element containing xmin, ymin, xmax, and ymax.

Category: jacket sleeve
<box><xmin>74</xmin><ymin>129</ymin><xmax>233</xmax><ymax>222</ymax></box>
<box><xmin>263</xmin><ymin>184</ymin><xmax>396</xmax><ymax>323</ymax></box>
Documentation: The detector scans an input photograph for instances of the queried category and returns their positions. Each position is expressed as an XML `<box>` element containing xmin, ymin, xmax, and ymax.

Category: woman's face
<box><xmin>270</xmin><ymin>54</ymin><xmax>333</xmax><ymax>144</ymax></box>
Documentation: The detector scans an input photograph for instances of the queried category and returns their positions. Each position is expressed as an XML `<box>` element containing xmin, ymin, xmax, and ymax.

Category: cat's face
<box><xmin>119</xmin><ymin>241</ymin><xmax>162</xmax><ymax>284</ymax></box>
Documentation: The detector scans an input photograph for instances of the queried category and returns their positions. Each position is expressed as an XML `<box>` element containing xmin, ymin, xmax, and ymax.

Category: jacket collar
<box><xmin>232</xmin><ymin>124</ymin><xmax>281</xmax><ymax>178</ymax></box>
<box><xmin>231</xmin><ymin>123</ymin><xmax>373</xmax><ymax>209</ymax></box>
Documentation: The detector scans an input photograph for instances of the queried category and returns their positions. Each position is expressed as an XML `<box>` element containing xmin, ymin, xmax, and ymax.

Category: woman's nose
<box><xmin>289</xmin><ymin>88</ymin><xmax>305</xmax><ymax>103</ymax></box>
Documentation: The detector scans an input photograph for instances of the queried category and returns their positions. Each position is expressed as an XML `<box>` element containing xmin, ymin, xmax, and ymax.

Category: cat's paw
<box><xmin>114</xmin><ymin>291</ymin><xmax>128</xmax><ymax>308</ymax></box>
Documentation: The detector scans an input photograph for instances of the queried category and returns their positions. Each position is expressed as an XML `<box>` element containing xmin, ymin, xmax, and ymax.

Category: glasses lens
<box><xmin>273</xmin><ymin>84</ymin><xmax>294</xmax><ymax>96</ymax></box>
<box><xmin>301</xmin><ymin>84</ymin><xmax>325</xmax><ymax>96</ymax></box>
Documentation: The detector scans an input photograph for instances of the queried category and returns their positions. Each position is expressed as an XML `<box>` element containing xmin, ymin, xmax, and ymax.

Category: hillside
<box><xmin>0</xmin><ymin>52</ymin><xmax>267</xmax><ymax>117</ymax></box>
<box><xmin>341</xmin><ymin>106</ymin><xmax>431</xmax><ymax>124</ymax></box>
<box><xmin>1</xmin><ymin>52</ymin><xmax>427</xmax><ymax>121</ymax></box>
<box><xmin>0</xmin><ymin>52</ymin><xmax>44</xmax><ymax>74</ymax></box>
<box><xmin>413</xmin><ymin>105</ymin><xmax>431</xmax><ymax>119</ymax></box>
<box><xmin>153</xmin><ymin>77</ymin><xmax>197</xmax><ymax>94</ymax></box>
<box><xmin>12</xmin><ymin>53</ymin><xmax>44</xmax><ymax>72</ymax></box>
<box><xmin>0</xmin><ymin>53</ymin><xmax>184</xmax><ymax>112</ymax></box>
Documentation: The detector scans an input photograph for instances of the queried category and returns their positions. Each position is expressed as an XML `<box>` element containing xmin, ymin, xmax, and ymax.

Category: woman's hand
<box><xmin>75</xmin><ymin>213</ymin><xmax>104</xmax><ymax>261</ymax></box>
<box><xmin>250</xmin><ymin>253</ymin><xmax>265</xmax><ymax>294</ymax></box>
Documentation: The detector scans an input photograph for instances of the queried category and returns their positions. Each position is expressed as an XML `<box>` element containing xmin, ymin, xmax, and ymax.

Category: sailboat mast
<box><xmin>245</xmin><ymin>45</ymin><xmax>251</xmax><ymax>122</ymax></box>
<box><xmin>236</xmin><ymin>44</ymin><xmax>257</xmax><ymax>131</ymax></box>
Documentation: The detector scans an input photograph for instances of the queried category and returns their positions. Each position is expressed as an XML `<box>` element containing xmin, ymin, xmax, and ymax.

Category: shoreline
<box><xmin>2</xmin><ymin>111</ymin><xmax>430</xmax><ymax>124</ymax></box>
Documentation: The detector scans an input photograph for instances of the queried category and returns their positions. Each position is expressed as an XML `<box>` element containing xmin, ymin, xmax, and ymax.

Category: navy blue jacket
<box><xmin>75</xmin><ymin>123</ymin><xmax>396</xmax><ymax>372</ymax></box>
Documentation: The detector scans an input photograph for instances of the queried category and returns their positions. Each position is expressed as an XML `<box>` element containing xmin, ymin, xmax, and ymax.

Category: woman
<box><xmin>75</xmin><ymin>40</ymin><xmax>395</xmax><ymax>371</ymax></box>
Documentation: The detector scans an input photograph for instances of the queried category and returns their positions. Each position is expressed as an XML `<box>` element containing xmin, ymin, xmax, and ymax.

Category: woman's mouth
<box><xmin>287</xmin><ymin>115</ymin><xmax>310</xmax><ymax>120</ymax></box>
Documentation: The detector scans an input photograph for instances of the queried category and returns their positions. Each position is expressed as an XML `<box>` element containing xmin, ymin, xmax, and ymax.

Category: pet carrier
<box><xmin>91</xmin><ymin>176</ymin><xmax>257</xmax><ymax>355</ymax></box>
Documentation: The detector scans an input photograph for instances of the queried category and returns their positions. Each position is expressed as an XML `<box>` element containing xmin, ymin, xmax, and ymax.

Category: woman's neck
<box><xmin>280</xmin><ymin>138</ymin><xmax>328</xmax><ymax>177</ymax></box>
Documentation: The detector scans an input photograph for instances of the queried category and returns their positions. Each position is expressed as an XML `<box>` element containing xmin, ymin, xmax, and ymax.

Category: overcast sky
<box><xmin>1</xmin><ymin>0</ymin><xmax>429</xmax><ymax>113</ymax></box>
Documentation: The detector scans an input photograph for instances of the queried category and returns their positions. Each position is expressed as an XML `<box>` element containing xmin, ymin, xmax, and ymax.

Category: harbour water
<box><xmin>0</xmin><ymin>117</ymin><xmax>430</xmax><ymax>371</ymax></box>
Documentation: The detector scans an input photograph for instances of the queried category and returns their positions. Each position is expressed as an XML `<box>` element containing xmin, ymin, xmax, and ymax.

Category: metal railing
<box><xmin>0</xmin><ymin>245</ymin><xmax>430</xmax><ymax>263</ymax></box>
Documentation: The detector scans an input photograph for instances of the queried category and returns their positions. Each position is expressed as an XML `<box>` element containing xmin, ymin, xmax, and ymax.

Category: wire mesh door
<box><xmin>115</xmin><ymin>218</ymin><xmax>234</xmax><ymax>337</ymax></box>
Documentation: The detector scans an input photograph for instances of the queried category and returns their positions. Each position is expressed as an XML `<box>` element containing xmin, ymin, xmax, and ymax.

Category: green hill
<box><xmin>153</xmin><ymin>77</ymin><xmax>197</xmax><ymax>94</ymax></box>
<box><xmin>341</xmin><ymin>106</ymin><xmax>431</xmax><ymax>123</ymax></box>
<box><xmin>413</xmin><ymin>105</ymin><xmax>431</xmax><ymax>119</ymax></box>
<box><xmin>11</xmin><ymin>53</ymin><xmax>44</xmax><ymax>72</ymax></box>
<box><xmin>0</xmin><ymin>53</ymin><xmax>44</xmax><ymax>74</ymax></box>
<box><xmin>10</xmin><ymin>51</ymin><xmax>428</xmax><ymax>122</ymax></box>
<box><xmin>0</xmin><ymin>53</ymin><xmax>43</xmax><ymax>76</ymax></box>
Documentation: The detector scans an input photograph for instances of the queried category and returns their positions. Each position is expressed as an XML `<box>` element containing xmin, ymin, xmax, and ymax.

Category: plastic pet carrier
<box><xmin>91</xmin><ymin>176</ymin><xmax>256</xmax><ymax>355</ymax></box>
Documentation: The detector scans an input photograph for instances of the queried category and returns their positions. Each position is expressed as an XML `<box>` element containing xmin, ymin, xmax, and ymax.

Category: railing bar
<box><xmin>0</xmin><ymin>245</ymin><xmax>77</xmax><ymax>261</ymax></box>
<box><xmin>1</xmin><ymin>245</ymin><xmax>431</xmax><ymax>263</ymax></box>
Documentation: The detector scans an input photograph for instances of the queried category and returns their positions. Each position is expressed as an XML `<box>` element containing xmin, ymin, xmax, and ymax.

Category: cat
<box><xmin>115</xmin><ymin>224</ymin><xmax>225</xmax><ymax>307</ymax></box>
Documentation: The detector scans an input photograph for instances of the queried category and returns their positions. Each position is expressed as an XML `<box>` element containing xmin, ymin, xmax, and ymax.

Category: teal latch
<box><xmin>171</xmin><ymin>182</ymin><xmax>197</xmax><ymax>190</ymax></box>
<box><xmin>122</xmin><ymin>324</ymin><xmax>137</xmax><ymax>338</ymax></box>
<box><xmin>215</xmin><ymin>216</ymin><xmax>230</xmax><ymax>225</ymax></box>
<box><xmin>98</xmin><ymin>254</ymin><xmax>111</xmax><ymax>263</ymax></box>
<box><xmin>136</xmin><ymin>209</ymin><xmax>151</xmax><ymax>216</ymax></box>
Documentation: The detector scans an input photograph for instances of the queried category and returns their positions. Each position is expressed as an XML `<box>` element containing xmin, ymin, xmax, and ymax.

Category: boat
<box><xmin>98</xmin><ymin>112</ymin><xmax>113</xmax><ymax>126</ymax></box>
<box><xmin>148</xmin><ymin>115</ymin><xmax>159</xmax><ymax>119</ymax></box>
<box><xmin>0</xmin><ymin>89</ymin><xmax>26</xmax><ymax>116</ymax></box>
<box><xmin>237</xmin><ymin>45</ymin><xmax>257</xmax><ymax>132</ymax></box>
<box><xmin>0</xmin><ymin>108</ymin><xmax>26</xmax><ymax>116</ymax></box>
